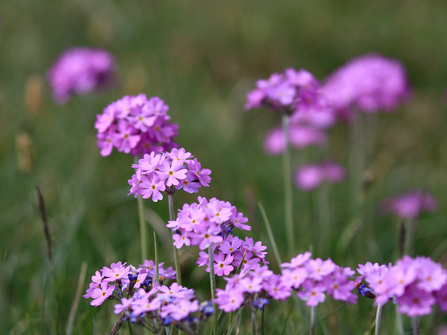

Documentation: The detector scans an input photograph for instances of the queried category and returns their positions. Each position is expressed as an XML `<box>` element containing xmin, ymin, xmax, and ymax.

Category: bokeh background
<box><xmin>2</xmin><ymin>0</ymin><xmax>447</xmax><ymax>333</ymax></box>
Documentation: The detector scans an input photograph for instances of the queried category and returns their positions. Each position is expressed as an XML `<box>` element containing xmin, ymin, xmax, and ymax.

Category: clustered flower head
<box><xmin>281</xmin><ymin>252</ymin><xmax>357</xmax><ymax>306</ymax></box>
<box><xmin>214</xmin><ymin>251</ymin><xmax>357</xmax><ymax>313</ymax></box>
<box><xmin>95</xmin><ymin>94</ymin><xmax>179</xmax><ymax>157</ymax></box>
<box><xmin>167</xmin><ymin>197</ymin><xmax>252</xmax><ymax>253</ymax></box>
<box><xmin>128</xmin><ymin>148</ymin><xmax>211</xmax><ymax>202</ymax></box>
<box><xmin>246</xmin><ymin>68</ymin><xmax>337</xmax><ymax>156</ymax></box>
<box><xmin>380</xmin><ymin>190</ymin><xmax>438</xmax><ymax>220</ymax></box>
<box><xmin>47</xmin><ymin>47</ymin><xmax>116</xmax><ymax>104</ymax></box>
<box><xmin>295</xmin><ymin>161</ymin><xmax>346</xmax><ymax>191</ymax></box>
<box><xmin>323</xmin><ymin>53</ymin><xmax>411</xmax><ymax>118</ymax></box>
<box><xmin>84</xmin><ymin>260</ymin><xmax>213</xmax><ymax>335</ymax></box>
<box><xmin>357</xmin><ymin>256</ymin><xmax>447</xmax><ymax>317</ymax></box>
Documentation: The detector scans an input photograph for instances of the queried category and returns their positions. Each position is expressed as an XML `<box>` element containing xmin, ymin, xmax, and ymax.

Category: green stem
<box><xmin>404</xmin><ymin>219</ymin><xmax>416</xmax><ymax>257</ymax></box>
<box><xmin>154</xmin><ymin>230</ymin><xmax>159</xmax><ymax>283</ymax></box>
<box><xmin>375</xmin><ymin>304</ymin><xmax>383</xmax><ymax>335</ymax></box>
<box><xmin>135</xmin><ymin>156</ymin><xmax>148</xmax><ymax>263</ymax></box>
<box><xmin>309</xmin><ymin>306</ymin><xmax>316</xmax><ymax>335</ymax></box>
<box><xmin>258</xmin><ymin>202</ymin><xmax>282</xmax><ymax>267</ymax></box>
<box><xmin>395</xmin><ymin>306</ymin><xmax>404</xmax><ymax>335</ymax></box>
<box><xmin>228</xmin><ymin>311</ymin><xmax>233</xmax><ymax>335</ymax></box>
<box><xmin>208</xmin><ymin>244</ymin><xmax>218</xmax><ymax>335</ymax></box>
<box><xmin>251</xmin><ymin>311</ymin><xmax>257</xmax><ymax>335</ymax></box>
<box><xmin>281</xmin><ymin>114</ymin><xmax>294</xmax><ymax>256</ymax></box>
<box><xmin>168</xmin><ymin>194</ymin><xmax>182</xmax><ymax>286</ymax></box>
<box><xmin>412</xmin><ymin>316</ymin><xmax>419</xmax><ymax>335</ymax></box>
<box><xmin>128</xmin><ymin>320</ymin><xmax>134</xmax><ymax>335</ymax></box>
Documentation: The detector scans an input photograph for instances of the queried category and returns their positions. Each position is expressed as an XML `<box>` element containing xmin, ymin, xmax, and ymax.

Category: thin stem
<box><xmin>404</xmin><ymin>219</ymin><xmax>416</xmax><ymax>257</ymax></box>
<box><xmin>317</xmin><ymin>183</ymin><xmax>331</xmax><ymax>257</ymax></box>
<box><xmin>412</xmin><ymin>316</ymin><xmax>419</xmax><ymax>335</ymax></box>
<box><xmin>154</xmin><ymin>230</ymin><xmax>159</xmax><ymax>283</ymax></box>
<box><xmin>251</xmin><ymin>311</ymin><xmax>257</xmax><ymax>335</ymax></box>
<box><xmin>66</xmin><ymin>262</ymin><xmax>88</xmax><ymax>335</ymax></box>
<box><xmin>375</xmin><ymin>304</ymin><xmax>383</xmax><ymax>335</ymax></box>
<box><xmin>135</xmin><ymin>156</ymin><xmax>148</xmax><ymax>263</ymax></box>
<box><xmin>208</xmin><ymin>244</ymin><xmax>218</xmax><ymax>335</ymax></box>
<box><xmin>258</xmin><ymin>202</ymin><xmax>282</xmax><ymax>267</ymax></box>
<box><xmin>228</xmin><ymin>311</ymin><xmax>233</xmax><ymax>335</ymax></box>
<box><xmin>281</xmin><ymin>114</ymin><xmax>295</xmax><ymax>256</ymax></box>
<box><xmin>395</xmin><ymin>306</ymin><xmax>404</xmax><ymax>335</ymax></box>
<box><xmin>128</xmin><ymin>320</ymin><xmax>134</xmax><ymax>335</ymax></box>
<box><xmin>309</xmin><ymin>306</ymin><xmax>316</xmax><ymax>335</ymax></box>
<box><xmin>168</xmin><ymin>194</ymin><xmax>182</xmax><ymax>286</ymax></box>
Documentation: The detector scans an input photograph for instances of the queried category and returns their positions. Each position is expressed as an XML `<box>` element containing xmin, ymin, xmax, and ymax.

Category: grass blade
<box><xmin>66</xmin><ymin>261</ymin><xmax>87</xmax><ymax>335</ymax></box>
<box><xmin>258</xmin><ymin>202</ymin><xmax>282</xmax><ymax>267</ymax></box>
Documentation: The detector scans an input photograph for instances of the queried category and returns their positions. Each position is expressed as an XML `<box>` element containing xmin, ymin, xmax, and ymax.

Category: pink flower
<box><xmin>90</xmin><ymin>282</ymin><xmax>115</xmax><ymax>306</ymax></box>
<box><xmin>214</xmin><ymin>252</ymin><xmax>234</xmax><ymax>276</ymax></box>
<box><xmin>47</xmin><ymin>47</ymin><xmax>115</xmax><ymax>104</ymax></box>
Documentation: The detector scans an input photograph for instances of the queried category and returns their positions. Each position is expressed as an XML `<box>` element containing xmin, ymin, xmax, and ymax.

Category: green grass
<box><xmin>2</xmin><ymin>0</ymin><xmax>447</xmax><ymax>333</ymax></box>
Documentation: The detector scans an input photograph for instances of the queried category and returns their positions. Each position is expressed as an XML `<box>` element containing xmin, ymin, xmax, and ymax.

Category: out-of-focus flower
<box><xmin>295</xmin><ymin>161</ymin><xmax>346</xmax><ymax>191</ymax></box>
<box><xmin>380</xmin><ymin>190</ymin><xmax>438</xmax><ymax>220</ymax></box>
<box><xmin>263</xmin><ymin>125</ymin><xmax>327</xmax><ymax>155</ymax></box>
<box><xmin>47</xmin><ymin>47</ymin><xmax>115</xmax><ymax>104</ymax></box>
<box><xmin>323</xmin><ymin>53</ymin><xmax>411</xmax><ymax>117</ymax></box>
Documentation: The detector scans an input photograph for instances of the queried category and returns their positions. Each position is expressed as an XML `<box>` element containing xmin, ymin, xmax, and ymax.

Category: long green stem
<box><xmin>375</xmin><ymin>304</ymin><xmax>383</xmax><ymax>335</ymax></box>
<box><xmin>228</xmin><ymin>311</ymin><xmax>233</xmax><ymax>335</ymax></box>
<box><xmin>251</xmin><ymin>311</ymin><xmax>257</xmax><ymax>335</ymax></box>
<box><xmin>258</xmin><ymin>202</ymin><xmax>282</xmax><ymax>267</ymax></box>
<box><xmin>208</xmin><ymin>244</ymin><xmax>218</xmax><ymax>335</ymax></box>
<box><xmin>412</xmin><ymin>316</ymin><xmax>419</xmax><ymax>335</ymax></box>
<box><xmin>154</xmin><ymin>230</ymin><xmax>159</xmax><ymax>283</ymax></box>
<box><xmin>282</xmin><ymin>114</ymin><xmax>295</xmax><ymax>256</ymax></box>
<box><xmin>395</xmin><ymin>306</ymin><xmax>404</xmax><ymax>335</ymax></box>
<box><xmin>309</xmin><ymin>306</ymin><xmax>316</xmax><ymax>335</ymax></box>
<box><xmin>168</xmin><ymin>194</ymin><xmax>182</xmax><ymax>286</ymax></box>
<box><xmin>135</xmin><ymin>156</ymin><xmax>148</xmax><ymax>263</ymax></box>
<box><xmin>404</xmin><ymin>219</ymin><xmax>416</xmax><ymax>257</ymax></box>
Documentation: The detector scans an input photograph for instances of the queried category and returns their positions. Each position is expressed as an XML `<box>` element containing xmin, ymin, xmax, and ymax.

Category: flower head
<box><xmin>47</xmin><ymin>47</ymin><xmax>115</xmax><ymax>104</ymax></box>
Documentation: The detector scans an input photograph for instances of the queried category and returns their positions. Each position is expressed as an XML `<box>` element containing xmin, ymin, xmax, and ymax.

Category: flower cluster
<box><xmin>84</xmin><ymin>260</ymin><xmax>213</xmax><ymax>335</ymax></box>
<box><xmin>83</xmin><ymin>260</ymin><xmax>175</xmax><ymax>307</ymax></box>
<box><xmin>214</xmin><ymin>252</ymin><xmax>357</xmax><ymax>312</ymax></box>
<box><xmin>214</xmin><ymin>265</ymin><xmax>274</xmax><ymax>312</ymax></box>
<box><xmin>323</xmin><ymin>53</ymin><xmax>411</xmax><ymax>117</ymax></box>
<box><xmin>246</xmin><ymin>68</ymin><xmax>337</xmax><ymax>156</ymax></box>
<box><xmin>380</xmin><ymin>190</ymin><xmax>438</xmax><ymax>220</ymax></box>
<box><xmin>95</xmin><ymin>94</ymin><xmax>179</xmax><ymax>157</ymax></box>
<box><xmin>357</xmin><ymin>256</ymin><xmax>447</xmax><ymax>317</ymax></box>
<box><xmin>281</xmin><ymin>252</ymin><xmax>357</xmax><ymax>306</ymax></box>
<box><xmin>128</xmin><ymin>148</ymin><xmax>211</xmax><ymax>202</ymax></box>
<box><xmin>167</xmin><ymin>197</ymin><xmax>251</xmax><ymax>252</ymax></box>
<box><xmin>47</xmin><ymin>47</ymin><xmax>115</xmax><ymax>104</ymax></box>
<box><xmin>197</xmin><ymin>235</ymin><xmax>268</xmax><ymax>276</ymax></box>
<box><xmin>295</xmin><ymin>161</ymin><xmax>346</xmax><ymax>191</ymax></box>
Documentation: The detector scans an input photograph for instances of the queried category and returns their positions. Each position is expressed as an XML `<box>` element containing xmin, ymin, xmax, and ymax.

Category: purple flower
<box><xmin>128</xmin><ymin>149</ymin><xmax>211</xmax><ymax>201</ymax></box>
<box><xmin>96</xmin><ymin>95</ymin><xmax>178</xmax><ymax>157</ymax></box>
<box><xmin>323</xmin><ymin>53</ymin><xmax>411</xmax><ymax>115</ymax></box>
<box><xmin>47</xmin><ymin>47</ymin><xmax>115</xmax><ymax>104</ymax></box>
<box><xmin>297</xmin><ymin>280</ymin><xmax>326</xmax><ymax>306</ymax></box>
<box><xmin>295</xmin><ymin>161</ymin><xmax>346</xmax><ymax>191</ymax></box>
<box><xmin>214</xmin><ymin>252</ymin><xmax>234</xmax><ymax>276</ymax></box>
<box><xmin>90</xmin><ymin>282</ymin><xmax>115</xmax><ymax>306</ymax></box>
<box><xmin>380</xmin><ymin>190</ymin><xmax>438</xmax><ymax>220</ymax></box>
<box><xmin>214</xmin><ymin>288</ymin><xmax>245</xmax><ymax>312</ymax></box>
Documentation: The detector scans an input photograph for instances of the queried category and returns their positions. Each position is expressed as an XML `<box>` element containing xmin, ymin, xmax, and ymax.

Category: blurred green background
<box><xmin>2</xmin><ymin>0</ymin><xmax>447</xmax><ymax>333</ymax></box>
